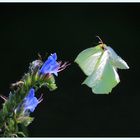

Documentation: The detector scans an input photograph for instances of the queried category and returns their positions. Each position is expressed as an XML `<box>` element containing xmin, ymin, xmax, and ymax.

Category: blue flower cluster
<box><xmin>23</xmin><ymin>53</ymin><xmax>60</xmax><ymax>113</ymax></box>
<box><xmin>23</xmin><ymin>53</ymin><xmax>69</xmax><ymax>113</ymax></box>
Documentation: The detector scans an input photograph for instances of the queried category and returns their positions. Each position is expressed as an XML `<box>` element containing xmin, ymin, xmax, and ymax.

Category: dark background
<box><xmin>0</xmin><ymin>3</ymin><xmax>139</xmax><ymax>137</ymax></box>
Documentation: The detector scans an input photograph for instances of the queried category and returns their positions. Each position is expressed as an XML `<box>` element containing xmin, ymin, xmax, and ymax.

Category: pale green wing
<box><xmin>83</xmin><ymin>50</ymin><xmax>120</xmax><ymax>94</ymax></box>
<box><xmin>75</xmin><ymin>45</ymin><xmax>103</xmax><ymax>76</ymax></box>
<box><xmin>106</xmin><ymin>46</ymin><xmax>129</xmax><ymax>69</ymax></box>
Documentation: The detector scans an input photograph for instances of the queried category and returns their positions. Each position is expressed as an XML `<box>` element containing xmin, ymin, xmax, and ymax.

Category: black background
<box><xmin>0</xmin><ymin>3</ymin><xmax>139</xmax><ymax>137</ymax></box>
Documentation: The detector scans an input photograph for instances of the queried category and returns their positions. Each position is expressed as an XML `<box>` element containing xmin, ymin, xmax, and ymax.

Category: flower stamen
<box><xmin>58</xmin><ymin>61</ymin><xmax>71</xmax><ymax>72</ymax></box>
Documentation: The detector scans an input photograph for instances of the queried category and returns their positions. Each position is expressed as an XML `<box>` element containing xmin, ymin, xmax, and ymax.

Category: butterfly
<box><xmin>75</xmin><ymin>36</ymin><xmax>129</xmax><ymax>94</ymax></box>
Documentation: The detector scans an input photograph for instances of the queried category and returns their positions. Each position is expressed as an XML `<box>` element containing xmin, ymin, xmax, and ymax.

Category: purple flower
<box><xmin>23</xmin><ymin>88</ymin><xmax>42</xmax><ymax>113</ymax></box>
<box><xmin>39</xmin><ymin>53</ymin><xmax>70</xmax><ymax>76</ymax></box>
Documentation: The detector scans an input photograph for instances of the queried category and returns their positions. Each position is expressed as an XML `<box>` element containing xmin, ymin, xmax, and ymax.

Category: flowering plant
<box><xmin>0</xmin><ymin>53</ymin><xmax>69</xmax><ymax>137</ymax></box>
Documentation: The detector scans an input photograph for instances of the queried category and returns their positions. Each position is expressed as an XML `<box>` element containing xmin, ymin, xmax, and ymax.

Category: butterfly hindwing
<box><xmin>83</xmin><ymin>50</ymin><xmax>120</xmax><ymax>94</ymax></box>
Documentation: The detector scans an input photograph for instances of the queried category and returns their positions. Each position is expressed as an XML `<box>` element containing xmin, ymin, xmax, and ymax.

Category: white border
<box><xmin>1</xmin><ymin>138</ymin><xmax>140</xmax><ymax>140</ymax></box>
<box><xmin>0</xmin><ymin>1</ymin><xmax>139</xmax><ymax>139</ymax></box>
<box><xmin>0</xmin><ymin>0</ymin><xmax>140</xmax><ymax>2</ymax></box>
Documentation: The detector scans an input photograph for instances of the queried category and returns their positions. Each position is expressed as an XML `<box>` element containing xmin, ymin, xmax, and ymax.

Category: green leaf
<box><xmin>7</xmin><ymin>118</ymin><xmax>16</xmax><ymax>132</ymax></box>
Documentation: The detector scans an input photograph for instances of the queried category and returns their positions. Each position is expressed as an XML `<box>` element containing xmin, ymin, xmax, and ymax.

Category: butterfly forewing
<box><xmin>75</xmin><ymin>45</ymin><xmax>103</xmax><ymax>76</ymax></box>
<box><xmin>106</xmin><ymin>46</ymin><xmax>129</xmax><ymax>69</ymax></box>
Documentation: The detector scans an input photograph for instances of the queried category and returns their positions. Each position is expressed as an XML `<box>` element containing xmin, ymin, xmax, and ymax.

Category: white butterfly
<box><xmin>75</xmin><ymin>37</ymin><xmax>129</xmax><ymax>94</ymax></box>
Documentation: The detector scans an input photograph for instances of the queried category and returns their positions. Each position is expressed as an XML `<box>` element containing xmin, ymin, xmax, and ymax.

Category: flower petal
<box><xmin>39</xmin><ymin>53</ymin><xmax>60</xmax><ymax>76</ymax></box>
<box><xmin>51</xmin><ymin>53</ymin><xmax>57</xmax><ymax>60</ymax></box>
<box><xmin>23</xmin><ymin>88</ymin><xmax>39</xmax><ymax>113</ymax></box>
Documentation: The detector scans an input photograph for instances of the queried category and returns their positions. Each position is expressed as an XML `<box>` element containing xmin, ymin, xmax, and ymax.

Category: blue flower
<box><xmin>23</xmin><ymin>88</ymin><xmax>40</xmax><ymax>113</ymax></box>
<box><xmin>39</xmin><ymin>53</ymin><xmax>60</xmax><ymax>76</ymax></box>
<box><xmin>39</xmin><ymin>53</ymin><xmax>70</xmax><ymax>77</ymax></box>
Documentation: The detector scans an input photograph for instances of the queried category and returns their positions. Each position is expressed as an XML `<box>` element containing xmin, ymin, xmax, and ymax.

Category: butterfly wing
<box><xmin>83</xmin><ymin>50</ymin><xmax>120</xmax><ymax>94</ymax></box>
<box><xmin>75</xmin><ymin>45</ymin><xmax>103</xmax><ymax>76</ymax></box>
<box><xmin>106</xmin><ymin>46</ymin><xmax>129</xmax><ymax>69</ymax></box>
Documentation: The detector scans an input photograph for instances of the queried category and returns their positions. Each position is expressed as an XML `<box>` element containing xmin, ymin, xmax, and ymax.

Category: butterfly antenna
<box><xmin>96</xmin><ymin>36</ymin><xmax>104</xmax><ymax>44</ymax></box>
